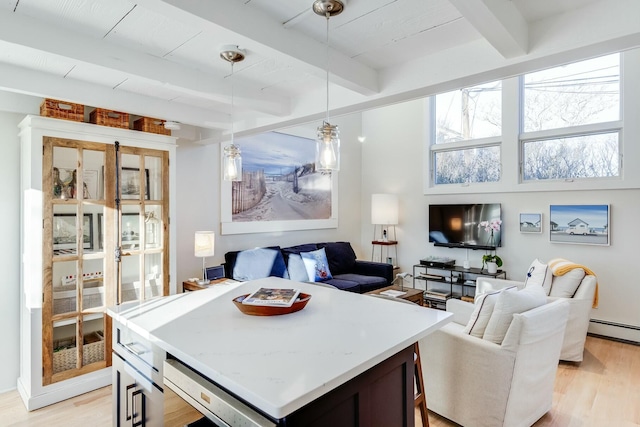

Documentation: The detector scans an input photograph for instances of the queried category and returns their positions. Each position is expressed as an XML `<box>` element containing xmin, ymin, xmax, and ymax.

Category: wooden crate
<box><xmin>89</xmin><ymin>108</ymin><xmax>129</xmax><ymax>129</ymax></box>
<box><xmin>40</xmin><ymin>98</ymin><xmax>84</xmax><ymax>122</ymax></box>
<box><xmin>134</xmin><ymin>116</ymin><xmax>171</xmax><ymax>135</ymax></box>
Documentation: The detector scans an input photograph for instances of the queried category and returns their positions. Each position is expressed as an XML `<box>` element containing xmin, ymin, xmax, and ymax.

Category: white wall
<box><xmin>175</xmin><ymin>113</ymin><xmax>365</xmax><ymax>283</ymax></box>
<box><xmin>0</xmin><ymin>112</ymin><xmax>23</xmax><ymax>392</ymax></box>
<box><xmin>361</xmin><ymin>100</ymin><xmax>640</xmax><ymax>342</ymax></box>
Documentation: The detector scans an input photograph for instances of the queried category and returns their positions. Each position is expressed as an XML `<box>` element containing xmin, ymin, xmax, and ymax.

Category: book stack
<box><xmin>424</xmin><ymin>289</ymin><xmax>451</xmax><ymax>300</ymax></box>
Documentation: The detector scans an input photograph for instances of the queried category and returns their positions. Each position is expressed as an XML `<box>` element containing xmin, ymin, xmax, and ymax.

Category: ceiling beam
<box><xmin>0</xmin><ymin>9</ymin><xmax>289</xmax><ymax>117</ymax></box>
<box><xmin>0</xmin><ymin>63</ymin><xmax>230</xmax><ymax>129</ymax></box>
<box><xmin>449</xmin><ymin>0</ymin><xmax>528</xmax><ymax>58</ymax></box>
<box><xmin>135</xmin><ymin>0</ymin><xmax>379</xmax><ymax>96</ymax></box>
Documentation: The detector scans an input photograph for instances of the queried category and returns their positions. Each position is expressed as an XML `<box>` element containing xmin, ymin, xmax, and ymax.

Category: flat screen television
<box><xmin>429</xmin><ymin>204</ymin><xmax>502</xmax><ymax>250</ymax></box>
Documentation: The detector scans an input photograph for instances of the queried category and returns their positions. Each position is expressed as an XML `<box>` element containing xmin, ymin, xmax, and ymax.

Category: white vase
<box><xmin>487</xmin><ymin>262</ymin><xmax>498</xmax><ymax>274</ymax></box>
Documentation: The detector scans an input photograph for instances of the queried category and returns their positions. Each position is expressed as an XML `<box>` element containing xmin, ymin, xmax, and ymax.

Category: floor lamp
<box><xmin>194</xmin><ymin>231</ymin><xmax>215</xmax><ymax>285</ymax></box>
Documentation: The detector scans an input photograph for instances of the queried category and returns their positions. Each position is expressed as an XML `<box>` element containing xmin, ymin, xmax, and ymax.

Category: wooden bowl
<box><xmin>232</xmin><ymin>293</ymin><xmax>312</xmax><ymax>316</ymax></box>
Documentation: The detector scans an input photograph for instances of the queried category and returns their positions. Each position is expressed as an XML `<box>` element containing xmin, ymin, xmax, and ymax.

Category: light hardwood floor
<box><xmin>1</xmin><ymin>336</ymin><xmax>638</xmax><ymax>427</ymax></box>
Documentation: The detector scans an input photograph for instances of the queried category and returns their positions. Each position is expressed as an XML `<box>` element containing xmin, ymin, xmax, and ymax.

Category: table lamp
<box><xmin>194</xmin><ymin>231</ymin><xmax>215</xmax><ymax>285</ymax></box>
<box><xmin>371</xmin><ymin>194</ymin><xmax>399</xmax><ymax>242</ymax></box>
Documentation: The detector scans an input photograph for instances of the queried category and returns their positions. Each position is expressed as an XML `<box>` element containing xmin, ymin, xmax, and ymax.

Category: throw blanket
<box><xmin>548</xmin><ymin>258</ymin><xmax>598</xmax><ymax>308</ymax></box>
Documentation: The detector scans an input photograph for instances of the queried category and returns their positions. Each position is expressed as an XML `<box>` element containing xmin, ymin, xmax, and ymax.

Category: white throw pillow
<box><xmin>483</xmin><ymin>285</ymin><xmax>547</xmax><ymax>344</ymax></box>
<box><xmin>549</xmin><ymin>268</ymin><xmax>586</xmax><ymax>298</ymax></box>
<box><xmin>524</xmin><ymin>258</ymin><xmax>552</xmax><ymax>295</ymax></box>
<box><xmin>463</xmin><ymin>287</ymin><xmax>515</xmax><ymax>338</ymax></box>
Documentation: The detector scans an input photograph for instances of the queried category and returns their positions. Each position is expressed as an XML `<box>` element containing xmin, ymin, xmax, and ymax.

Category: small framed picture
<box><xmin>53</xmin><ymin>213</ymin><xmax>93</xmax><ymax>255</ymax></box>
<box><xmin>121</xmin><ymin>167</ymin><xmax>150</xmax><ymax>200</ymax></box>
<box><xmin>520</xmin><ymin>213</ymin><xmax>542</xmax><ymax>233</ymax></box>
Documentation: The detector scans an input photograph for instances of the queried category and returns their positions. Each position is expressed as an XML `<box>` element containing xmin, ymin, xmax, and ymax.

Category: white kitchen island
<box><xmin>108</xmin><ymin>277</ymin><xmax>452</xmax><ymax>426</ymax></box>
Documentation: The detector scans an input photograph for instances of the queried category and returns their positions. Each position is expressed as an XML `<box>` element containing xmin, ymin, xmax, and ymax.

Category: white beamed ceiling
<box><xmin>0</xmin><ymin>0</ymin><xmax>638</xmax><ymax>142</ymax></box>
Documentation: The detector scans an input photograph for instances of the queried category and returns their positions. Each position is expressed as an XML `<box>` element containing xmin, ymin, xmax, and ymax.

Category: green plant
<box><xmin>482</xmin><ymin>254</ymin><xmax>503</xmax><ymax>269</ymax></box>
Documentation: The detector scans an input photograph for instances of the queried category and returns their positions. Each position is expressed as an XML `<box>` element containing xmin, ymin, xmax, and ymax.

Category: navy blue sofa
<box><xmin>224</xmin><ymin>241</ymin><xmax>393</xmax><ymax>293</ymax></box>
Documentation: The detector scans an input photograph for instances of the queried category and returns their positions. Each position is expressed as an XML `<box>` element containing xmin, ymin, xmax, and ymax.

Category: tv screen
<box><xmin>429</xmin><ymin>204</ymin><xmax>502</xmax><ymax>249</ymax></box>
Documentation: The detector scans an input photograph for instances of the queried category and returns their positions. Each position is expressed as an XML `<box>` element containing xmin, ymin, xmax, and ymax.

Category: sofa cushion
<box><xmin>232</xmin><ymin>247</ymin><xmax>288</xmax><ymax>281</ymax></box>
<box><xmin>323</xmin><ymin>277</ymin><xmax>361</xmax><ymax>293</ymax></box>
<box><xmin>332</xmin><ymin>273</ymin><xmax>387</xmax><ymax>293</ymax></box>
<box><xmin>301</xmin><ymin>248</ymin><xmax>333</xmax><ymax>282</ymax></box>
<box><xmin>483</xmin><ymin>285</ymin><xmax>547</xmax><ymax>344</ymax></box>
<box><xmin>287</xmin><ymin>254</ymin><xmax>310</xmax><ymax>282</ymax></box>
<box><xmin>525</xmin><ymin>258</ymin><xmax>552</xmax><ymax>295</ymax></box>
<box><xmin>318</xmin><ymin>242</ymin><xmax>357</xmax><ymax>275</ymax></box>
<box><xmin>549</xmin><ymin>268</ymin><xmax>586</xmax><ymax>298</ymax></box>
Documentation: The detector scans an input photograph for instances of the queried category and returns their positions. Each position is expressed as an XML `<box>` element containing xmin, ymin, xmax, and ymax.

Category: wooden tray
<box><xmin>232</xmin><ymin>293</ymin><xmax>311</xmax><ymax>316</ymax></box>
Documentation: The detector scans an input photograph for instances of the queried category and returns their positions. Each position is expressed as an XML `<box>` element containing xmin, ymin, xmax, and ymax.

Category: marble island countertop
<box><xmin>107</xmin><ymin>277</ymin><xmax>452</xmax><ymax>419</ymax></box>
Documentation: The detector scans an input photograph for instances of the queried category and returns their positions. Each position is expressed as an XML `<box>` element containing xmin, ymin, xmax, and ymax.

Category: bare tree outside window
<box><xmin>522</xmin><ymin>53</ymin><xmax>620</xmax><ymax>181</ymax></box>
<box><xmin>434</xmin><ymin>81</ymin><xmax>502</xmax><ymax>184</ymax></box>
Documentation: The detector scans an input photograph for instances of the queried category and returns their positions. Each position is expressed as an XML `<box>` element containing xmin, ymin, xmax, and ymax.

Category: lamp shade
<box><xmin>371</xmin><ymin>194</ymin><xmax>399</xmax><ymax>225</ymax></box>
<box><xmin>194</xmin><ymin>231</ymin><xmax>215</xmax><ymax>257</ymax></box>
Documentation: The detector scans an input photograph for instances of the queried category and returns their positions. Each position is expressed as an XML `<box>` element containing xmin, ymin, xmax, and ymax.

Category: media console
<box><xmin>413</xmin><ymin>263</ymin><xmax>507</xmax><ymax>310</ymax></box>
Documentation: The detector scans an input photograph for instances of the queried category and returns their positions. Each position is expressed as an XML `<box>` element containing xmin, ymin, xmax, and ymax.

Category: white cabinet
<box><xmin>18</xmin><ymin>115</ymin><xmax>177</xmax><ymax>410</ymax></box>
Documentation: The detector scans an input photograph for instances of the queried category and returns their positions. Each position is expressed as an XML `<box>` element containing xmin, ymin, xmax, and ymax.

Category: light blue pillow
<box><xmin>288</xmin><ymin>254</ymin><xmax>310</xmax><ymax>282</ymax></box>
<box><xmin>300</xmin><ymin>248</ymin><xmax>333</xmax><ymax>282</ymax></box>
<box><xmin>233</xmin><ymin>248</ymin><xmax>289</xmax><ymax>281</ymax></box>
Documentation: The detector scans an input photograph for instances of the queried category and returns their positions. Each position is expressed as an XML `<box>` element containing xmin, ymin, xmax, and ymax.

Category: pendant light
<box><xmin>220</xmin><ymin>45</ymin><xmax>245</xmax><ymax>181</ymax></box>
<box><xmin>313</xmin><ymin>0</ymin><xmax>344</xmax><ymax>171</ymax></box>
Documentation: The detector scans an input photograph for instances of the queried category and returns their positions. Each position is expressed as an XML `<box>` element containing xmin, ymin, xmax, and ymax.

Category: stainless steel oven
<box><xmin>163</xmin><ymin>358</ymin><xmax>276</xmax><ymax>427</ymax></box>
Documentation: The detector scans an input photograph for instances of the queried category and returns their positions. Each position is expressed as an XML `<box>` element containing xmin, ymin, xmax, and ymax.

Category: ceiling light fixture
<box><xmin>313</xmin><ymin>0</ymin><xmax>344</xmax><ymax>171</ymax></box>
<box><xmin>220</xmin><ymin>45</ymin><xmax>245</xmax><ymax>181</ymax></box>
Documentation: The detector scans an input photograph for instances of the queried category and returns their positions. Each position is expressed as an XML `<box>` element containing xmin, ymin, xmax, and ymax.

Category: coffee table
<box><xmin>366</xmin><ymin>285</ymin><xmax>424</xmax><ymax>306</ymax></box>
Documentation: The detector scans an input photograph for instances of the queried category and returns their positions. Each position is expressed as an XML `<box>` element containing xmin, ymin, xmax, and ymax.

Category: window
<box><xmin>432</xmin><ymin>81</ymin><xmax>502</xmax><ymax>184</ymax></box>
<box><xmin>521</xmin><ymin>54</ymin><xmax>620</xmax><ymax>181</ymax></box>
<box><xmin>435</xmin><ymin>81</ymin><xmax>501</xmax><ymax>143</ymax></box>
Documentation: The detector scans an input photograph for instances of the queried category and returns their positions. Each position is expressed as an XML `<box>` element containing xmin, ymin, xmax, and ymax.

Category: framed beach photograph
<box><xmin>121</xmin><ymin>167</ymin><xmax>150</xmax><ymax>200</ymax></box>
<box><xmin>53</xmin><ymin>213</ymin><xmax>93</xmax><ymax>254</ymax></box>
<box><xmin>520</xmin><ymin>213</ymin><xmax>542</xmax><ymax>233</ymax></box>
<box><xmin>221</xmin><ymin>131</ymin><xmax>338</xmax><ymax>235</ymax></box>
<box><xmin>549</xmin><ymin>204</ymin><xmax>610</xmax><ymax>245</ymax></box>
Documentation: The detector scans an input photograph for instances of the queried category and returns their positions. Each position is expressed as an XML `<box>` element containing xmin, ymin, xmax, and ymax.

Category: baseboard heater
<box><xmin>589</xmin><ymin>318</ymin><xmax>640</xmax><ymax>346</ymax></box>
<box><xmin>590</xmin><ymin>318</ymin><xmax>640</xmax><ymax>331</ymax></box>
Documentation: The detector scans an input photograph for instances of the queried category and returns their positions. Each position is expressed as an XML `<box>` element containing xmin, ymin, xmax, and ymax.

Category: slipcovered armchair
<box><xmin>419</xmin><ymin>298</ymin><xmax>569</xmax><ymax>427</ymax></box>
<box><xmin>477</xmin><ymin>259</ymin><xmax>597</xmax><ymax>362</ymax></box>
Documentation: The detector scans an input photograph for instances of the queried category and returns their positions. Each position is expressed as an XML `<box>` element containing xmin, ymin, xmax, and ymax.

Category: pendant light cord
<box><xmin>231</xmin><ymin>61</ymin><xmax>235</xmax><ymax>145</ymax></box>
<box><xmin>325</xmin><ymin>13</ymin><xmax>330</xmax><ymax>124</ymax></box>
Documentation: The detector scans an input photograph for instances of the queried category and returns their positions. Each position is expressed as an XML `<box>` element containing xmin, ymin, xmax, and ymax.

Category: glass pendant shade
<box><xmin>316</xmin><ymin>122</ymin><xmax>340</xmax><ymax>171</ymax></box>
<box><xmin>223</xmin><ymin>143</ymin><xmax>242</xmax><ymax>181</ymax></box>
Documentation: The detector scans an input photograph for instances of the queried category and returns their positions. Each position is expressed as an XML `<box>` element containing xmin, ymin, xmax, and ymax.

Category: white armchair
<box><xmin>477</xmin><ymin>273</ymin><xmax>596</xmax><ymax>362</ymax></box>
<box><xmin>419</xmin><ymin>298</ymin><xmax>569</xmax><ymax>427</ymax></box>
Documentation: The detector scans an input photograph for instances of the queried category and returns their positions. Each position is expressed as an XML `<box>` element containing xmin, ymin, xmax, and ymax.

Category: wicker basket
<box><xmin>134</xmin><ymin>116</ymin><xmax>171</xmax><ymax>135</ymax></box>
<box><xmin>40</xmin><ymin>98</ymin><xmax>84</xmax><ymax>122</ymax></box>
<box><xmin>89</xmin><ymin>108</ymin><xmax>129</xmax><ymax>129</ymax></box>
<box><xmin>53</xmin><ymin>332</ymin><xmax>105</xmax><ymax>373</ymax></box>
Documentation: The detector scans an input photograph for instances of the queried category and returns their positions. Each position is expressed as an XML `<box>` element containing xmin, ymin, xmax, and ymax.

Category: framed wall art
<box><xmin>221</xmin><ymin>131</ymin><xmax>338</xmax><ymax>235</ymax></box>
<box><xmin>549</xmin><ymin>204</ymin><xmax>610</xmax><ymax>245</ymax></box>
<box><xmin>519</xmin><ymin>213</ymin><xmax>542</xmax><ymax>233</ymax></box>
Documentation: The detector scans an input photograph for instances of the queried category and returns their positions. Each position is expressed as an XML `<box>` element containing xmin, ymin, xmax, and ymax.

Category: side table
<box><xmin>182</xmin><ymin>278</ymin><xmax>230</xmax><ymax>292</ymax></box>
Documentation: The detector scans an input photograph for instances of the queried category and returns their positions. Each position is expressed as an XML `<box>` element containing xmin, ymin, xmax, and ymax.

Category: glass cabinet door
<box><xmin>118</xmin><ymin>148</ymin><xmax>169</xmax><ymax>303</ymax></box>
<box><xmin>44</xmin><ymin>138</ymin><xmax>112</xmax><ymax>385</ymax></box>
